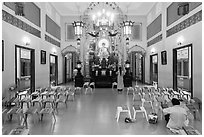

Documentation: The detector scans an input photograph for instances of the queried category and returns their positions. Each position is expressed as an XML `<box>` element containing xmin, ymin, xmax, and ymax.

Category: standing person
<box><xmin>117</xmin><ymin>67</ymin><xmax>124</xmax><ymax>93</ymax></box>
<box><xmin>163</xmin><ymin>98</ymin><xmax>189</xmax><ymax>133</ymax></box>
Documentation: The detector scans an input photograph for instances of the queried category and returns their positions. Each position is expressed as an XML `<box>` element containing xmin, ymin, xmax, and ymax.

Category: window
<box><xmin>20</xmin><ymin>58</ymin><xmax>30</xmax><ymax>76</ymax></box>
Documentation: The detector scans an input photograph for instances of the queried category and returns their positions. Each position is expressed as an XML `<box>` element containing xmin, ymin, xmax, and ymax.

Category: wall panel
<box><xmin>147</xmin><ymin>14</ymin><xmax>162</xmax><ymax>40</ymax></box>
<box><xmin>4</xmin><ymin>2</ymin><xmax>41</xmax><ymax>27</ymax></box>
<box><xmin>65</xmin><ymin>24</ymin><xmax>75</xmax><ymax>40</ymax></box>
<box><xmin>46</xmin><ymin>15</ymin><xmax>61</xmax><ymax>40</ymax></box>
<box><xmin>167</xmin><ymin>2</ymin><xmax>201</xmax><ymax>26</ymax></box>
<box><xmin>132</xmin><ymin>24</ymin><xmax>142</xmax><ymax>40</ymax></box>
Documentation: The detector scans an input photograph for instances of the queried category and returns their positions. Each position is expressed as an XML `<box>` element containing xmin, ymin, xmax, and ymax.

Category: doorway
<box><xmin>15</xmin><ymin>45</ymin><xmax>35</xmax><ymax>93</ymax></box>
<box><xmin>130</xmin><ymin>52</ymin><xmax>145</xmax><ymax>83</ymax></box>
<box><xmin>64</xmin><ymin>52</ymin><xmax>77</xmax><ymax>83</ymax></box>
<box><xmin>173</xmin><ymin>44</ymin><xmax>193</xmax><ymax>97</ymax></box>
<box><xmin>150</xmin><ymin>54</ymin><xmax>158</xmax><ymax>84</ymax></box>
<box><xmin>50</xmin><ymin>54</ymin><xmax>58</xmax><ymax>86</ymax></box>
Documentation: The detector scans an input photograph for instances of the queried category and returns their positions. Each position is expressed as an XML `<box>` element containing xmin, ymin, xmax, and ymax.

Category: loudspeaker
<box><xmin>177</xmin><ymin>3</ymin><xmax>189</xmax><ymax>16</ymax></box>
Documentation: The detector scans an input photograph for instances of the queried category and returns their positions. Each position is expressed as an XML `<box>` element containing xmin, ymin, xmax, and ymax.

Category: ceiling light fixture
<box><xmin>121</xmin><ymin>4</ymin><xmax>134</xmax><ymax>39</ymax></box>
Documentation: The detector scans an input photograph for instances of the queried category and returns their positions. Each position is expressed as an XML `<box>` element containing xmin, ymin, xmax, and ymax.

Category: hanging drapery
<box><xmin>14</xmin><ymin>2</ymin><xmax>25</xmax><ymax>16</ymax></box>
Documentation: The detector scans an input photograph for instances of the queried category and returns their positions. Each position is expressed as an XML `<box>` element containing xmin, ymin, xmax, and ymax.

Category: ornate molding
<box><xmin>2</xmin><ymin>10</ymin><xmax>41</xmax><ymax>38</ymax></box>
<box><xmin>45</xmin><ymin>34</ymin><xmax>60</xmax><ymax>47</ymax></box>
<box><xmin>147</xmin><ymin>34</ymin><xmax>162</xmax><ymax>47</ymax></box>
<box><xmin>166</xmin><ymin>10</ymin><xmax>202</xmax><ymax>37</ymax></box>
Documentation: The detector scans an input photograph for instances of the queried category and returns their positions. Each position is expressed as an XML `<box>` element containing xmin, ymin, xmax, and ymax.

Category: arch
<box><xmin>61</xmin><ymin>45</ymin><xmax>78</xmax><ymax>56</ymax></box>
<box><xmin>128</xmin><ymin>44</ymin><xmax>146</xmax><ymax>56</ymax></box>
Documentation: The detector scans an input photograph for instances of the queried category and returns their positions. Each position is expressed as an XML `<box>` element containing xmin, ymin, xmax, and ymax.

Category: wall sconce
<box><xmin>151</xmin><ymin>48</ymin><xmax>156</xmax><ymax>54</ymax></box>
<box><xmin>177</xmin><ymin>42</ymin><xmax>182</xmax><ymax>45</ymax></box>
<box><xmin>22</xmin><ymin>37</ymin><xmax>30</xmax><ymax>45</ymax></box>
<box><xmin>52</xmin><ymin>48</ymin><xmax>57</xmax><ymax>54</ymax></box>
<box><xmin>177</xmin><ymin>36</ymin><xmax>184</xmax><ymax>45</ymax></box>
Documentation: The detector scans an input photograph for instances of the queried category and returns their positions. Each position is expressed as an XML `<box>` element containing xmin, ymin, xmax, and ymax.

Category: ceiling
<box><xmin>51</xmin><ymin>2</ymin><xmax>156</xmax><ymax>16</ymax></box>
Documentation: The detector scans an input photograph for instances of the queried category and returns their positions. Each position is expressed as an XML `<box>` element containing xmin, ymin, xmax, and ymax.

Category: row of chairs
<box><xmin>2</xmin><ymin>86</ymin><xmax>76</xmax><ymax>126</ymax></box>
<box><xmin>131</xmin><ymin>86</ymin><xmax>201</xmax><ymax>120</ymax></box>
<box><xmin>117</xmin><ymin>84</ymin><xmax>201</xmax><ymax>123</ymax></box>
<box><xmin>79</xmin><ymin>82</ymin><xmax>95</xmax><ymax>94</ymax></box>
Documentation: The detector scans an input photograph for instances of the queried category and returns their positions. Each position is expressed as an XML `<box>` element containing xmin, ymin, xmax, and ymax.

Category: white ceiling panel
<box><xmin>50</xmin><ymin>2</ymin><xmax>156</xmax><ymax>16</ymax></box>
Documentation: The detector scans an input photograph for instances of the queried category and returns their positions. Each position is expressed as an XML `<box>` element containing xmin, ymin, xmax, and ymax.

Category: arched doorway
<box><xmin>128</xmin><ymin>45</ymin><xmax>146</xmax><ymax>84</ymax></box>
<box><xmin>61</xmin><ymin>45</ymin><xmax>79</xmax><ymax>83</ymax></box>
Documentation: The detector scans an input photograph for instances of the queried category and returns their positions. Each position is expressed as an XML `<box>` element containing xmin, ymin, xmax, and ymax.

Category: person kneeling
<box><xmin>163</xmin><ymin>98</ymin><xmax>189</xmax><ymax>133</ymax></box>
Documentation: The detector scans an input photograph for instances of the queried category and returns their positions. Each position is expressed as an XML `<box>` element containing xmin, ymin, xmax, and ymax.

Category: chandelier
<box><xmin>92</xmin><ymin>9</ymin><xmax>114</xmax><ymax>27</ymax></box>
<box><xmin>83</xmin><ymin>2</ymin><xmax>124</xmax><ymax>31</ymax></box>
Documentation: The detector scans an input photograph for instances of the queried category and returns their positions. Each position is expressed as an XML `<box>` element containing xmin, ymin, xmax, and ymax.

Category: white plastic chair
<box><xmin>132</xmin><ymin>104</ymin><xmax>148</xmax><ymax>121</ymax></box>
<box><xmin>112</xmin><ymin>82</ymin><xmax>117</xmax><ymax>90</ymax></box>
<box><xmin>83</xmin><ymin>82</ymin><xmax>90</xmax><ymax>92</ymax></box>
<box><xmin>142</xmin><ymin>92</ymin><xmax>153</xmax><ymax>109</ymax></box>
<box><xmin>133</xmin><ymin>92</ymin><xmax>142</xmax><ymax>101</ymax></box>
<box><xmin>89</xmin><ymin>82</ymin><xmax>95</xmax><ymax>91</ymax></box>
<box><xmin>115</xmin><ymin>106</ymin><xmax>132</xmax><ymax>122</ymax></box>
<box><xmin>127</xmin><ymin>87</ymin><xmax>134</xmax><ymax>95</ymax></box>
<box><xmin>75</xmin><ymin>87</ymin><xmax>82</xmax><ymax>94</ymax></box>
<box><xmin>85</xmin><ymin>86</ymin><xmax>93</xmax><ymax>95</ymax></box>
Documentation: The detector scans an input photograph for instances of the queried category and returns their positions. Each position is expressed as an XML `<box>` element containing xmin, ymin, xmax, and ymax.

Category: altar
<box><xmin>89</xmin><ymin>38</ymin><xmax>118</xmax><ymax>88</ymax></box>
<box><xmin>90</xmin><ymin>66</ymin><xmax>117</xmax><ymax>88</ymax></box>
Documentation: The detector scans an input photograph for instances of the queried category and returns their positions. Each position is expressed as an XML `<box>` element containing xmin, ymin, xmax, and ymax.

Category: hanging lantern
<box><xmin>14</xmin><ymin>2</ymin><xmax>25</xmax><ymax>16</ymax></box>
<box><xmin>122</xmin><ymin>20</ymin><xmax>134</xmax><ymax>36</ymax></box>
<box><xmin>72</xmin><ymin>21</ymin><xmax>84</xmax><ymax>37</ymax></box>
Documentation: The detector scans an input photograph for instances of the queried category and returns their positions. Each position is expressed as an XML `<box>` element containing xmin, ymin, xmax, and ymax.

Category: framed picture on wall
<box><xmin>41</xmin><ymin>50</ymin><xmax>46</xmax><ymax>64</ymax></box>
<box><xmin>161</xmin><ymin>51</ymin><xmax>167</xmax><ymax>65</ymax></box>
<box><xmin>2</xmin><ymin>40</ymin><xmax>4</xmax><ymax>71</ymax></box>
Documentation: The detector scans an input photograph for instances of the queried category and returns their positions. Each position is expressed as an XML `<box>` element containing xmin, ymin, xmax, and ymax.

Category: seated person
<box><xmin>163</xmin><ymin>98</ymin><xmax>189</xmax><ymax>133</ymax></box>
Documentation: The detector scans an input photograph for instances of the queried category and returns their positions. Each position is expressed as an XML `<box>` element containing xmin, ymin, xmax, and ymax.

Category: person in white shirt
<box><xmin>163</xmin><ymin>98</ymin><xmax>189</xmax><ymax>133</ymax></box>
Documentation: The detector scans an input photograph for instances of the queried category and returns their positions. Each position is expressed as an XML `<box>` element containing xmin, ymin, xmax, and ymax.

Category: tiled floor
<box><xmin>2</xmin><ymin>82</ymin><xmax>202</xmax><ymax>135</ymax></box>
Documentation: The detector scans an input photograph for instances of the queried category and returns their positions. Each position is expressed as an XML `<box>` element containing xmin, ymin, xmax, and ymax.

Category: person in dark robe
<box><xmin>101</xmin><ymin>58</ymin><xmax>107</xmax><ymax>69</ymax></box>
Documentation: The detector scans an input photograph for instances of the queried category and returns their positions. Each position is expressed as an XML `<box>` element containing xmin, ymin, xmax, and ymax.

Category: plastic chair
<box><xmin>112</xmin><ymin>82</ymin><xmax>117</xmax><ymax>90</ymax></box>
<box><xmin>7</xmin><ymin>107</ymin><xmax>23</xmax><ymax>125</ymax></box>
<box><xmin>83</xmin><ymin>82</ymin><xmax>90</xmax><ymax>92</ymax></box>
<box><xmin>39</xmin><ymin>108</ymin><xmax>56</xmax><ymax>122</ymax></box>
<box><xmin>132</xmin><ymin>104</ymin><xmax>148</xmax><ymax>121</ymax></box>
<box><xmin>85</xmin><ymin>87</ymin><xmax>93</xmax><ymax>95</ymax></box>
<box><xmin>133</xmin><ymin>92</ymin><xmax>142</xmax><ymax>101</ymax></box>
<box><xmin>127</xmin><ymin>87</ymin><xmax>134</xmax><ymax>95</ymax></box>
<box><xmin>115</xmin><ymin>105</ymin><xmax>132</xmax><ymax>122</ymax></box>
<box><xmin>90</xmin><ymin>82</ymin><xmax>95</xmax><ymax>91</ymax></box>
<box><xmin>74</xmin><ymin>87</ymin><xmax>82</xmax><ymax>94</ymax></box>
<box><xmin>142</xmin><ymin>92</ymin><xmax>153</xmax><ymax>109</ymax></box>
<box><xmin>56</xmin><ymin>91</ymin><xmax>69</xmax><ymax>111</ymax></box>
<box><xmin>186</xmin><ymin>99</ymin><xmax>201</xmax><ymax>120</ymax></box>
<box><xmin>134</xmin><ymin>86</ymin><xmax>141</xmax><ymax>94</ymax></box>
<box><xmin>67</xmin><ymin>89</ymin><xmax>75</xmax><ymax>101</ymax></box>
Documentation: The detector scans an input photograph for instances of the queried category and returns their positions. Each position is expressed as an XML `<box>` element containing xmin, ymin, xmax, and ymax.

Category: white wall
<box><xmin>2</xmin><ymin>3</ymin><xmax>63</xmax><ymax>97</ymax></box>
<box><xmin>145</xmin><ymin>3</ymin><xmax>202</xmax><ymax>100</ymax></box>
